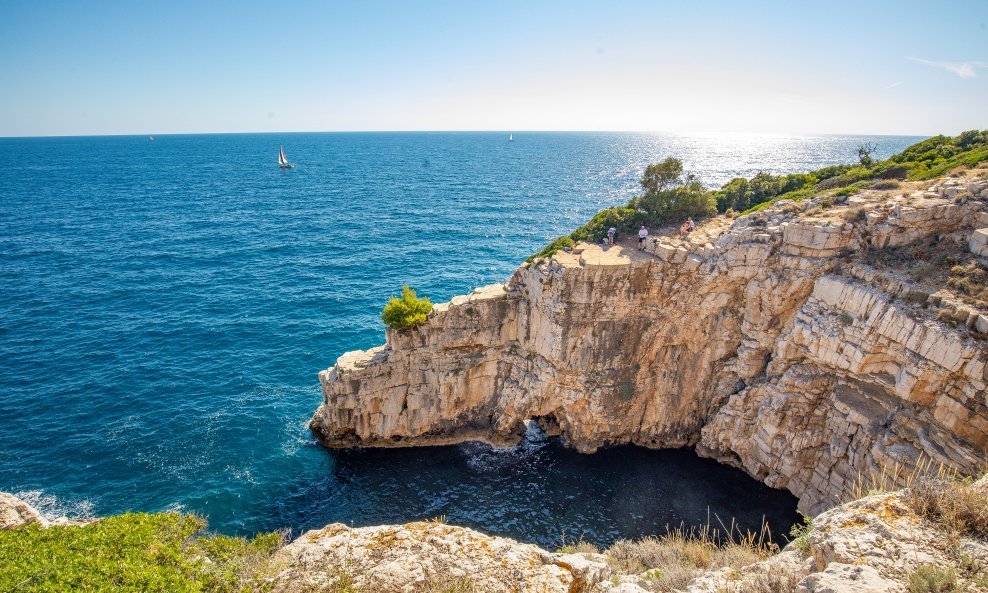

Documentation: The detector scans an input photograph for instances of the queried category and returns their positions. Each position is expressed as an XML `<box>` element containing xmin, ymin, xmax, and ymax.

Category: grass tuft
<box><xmin>909</xmin><ymin>565</ymin><xmax>962</xmax><ymax>593</ymax></box>
<box><xmin>904</xmin><ymin>473</ymin><xmax>988</xmax><ymax>538</ymax></box>
<box><xmin>603</xmin><ymin>521</ymin><xmax>779</xmax><ymax>592</ymax></box>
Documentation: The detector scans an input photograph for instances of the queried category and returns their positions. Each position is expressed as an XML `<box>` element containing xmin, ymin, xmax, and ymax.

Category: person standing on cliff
<box><xmin>638</xmin><ymin>225</ymin><xmax>648</xmax><ymax>250</ymax></box>
<box><xmin>607</xmin><ymin>227</ymin><xmax>616</xmax><ymax>245</ymax></box>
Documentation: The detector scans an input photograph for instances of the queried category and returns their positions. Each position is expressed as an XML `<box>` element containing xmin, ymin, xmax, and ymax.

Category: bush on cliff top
<box><xmin>0</xmin><ymin>513</ymin><xmax>283</xmax><ymax>593</ymax></box>
<box><xmin>529</xmin><ymin>157</ymin><xmax>716</xmax><ymax>260</ymax></box>
<box><xmin>380</xmin><ymin>285</ymin><xmax>433</xmax><ymax>331</ymax></box>
<box><xmin>529</xmin><ymin>130</ymin><xmax>988</xmax><ymax>261</ymax></box>
<box><xmin>725</xmin><ymin>130</ymin><xmax>988</xmax><ymax>214</ymax></box>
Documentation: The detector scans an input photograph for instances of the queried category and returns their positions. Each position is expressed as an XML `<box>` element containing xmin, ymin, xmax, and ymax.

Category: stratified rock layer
<box><xmin>312</xmin><ymin>171</ymin><xmax>988</xmax><ymax>514</ymax></box>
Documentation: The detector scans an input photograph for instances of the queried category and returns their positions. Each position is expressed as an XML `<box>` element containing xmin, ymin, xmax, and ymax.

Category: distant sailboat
<box><xmin>278</xmin><ymin>145</ymin><xmax>295</xmax><ymax>169</ymax></box>
<box><xmin>508</xmin><ymin>133</ymin><xmax>513</xmax><ymax>142</ymax></box>
<box><xmin>149</xmin><ymin>135</ymin><xmax>154</xmax><ymax>141</ymax></box>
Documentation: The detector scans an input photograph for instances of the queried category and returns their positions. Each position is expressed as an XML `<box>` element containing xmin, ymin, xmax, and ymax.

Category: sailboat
<box><xmin>278</xmin><ymin>145</ymin><xmax>295</xmax><ymax>169</ymax></box>
<box><xmin>508</xmin><ymin>133</ymin><xmax>513</xmax><ymax>142</ymax></box>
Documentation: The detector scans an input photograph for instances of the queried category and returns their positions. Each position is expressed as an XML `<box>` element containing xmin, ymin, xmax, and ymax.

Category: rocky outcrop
<box><xmin>312</xmin><ymin>169</ymin><xmax>988</xmax><ymax>515</ymax></box>
<box><xmin>264</xmin><ymin>479</ymin><xmax>988</xmax><ymax>593</ymax></box>
<box><xmin>0</xmin><ymin>492</ymin><xmax>90</xmax><ymax>529</ymax></box>
<box><xmin>0</xmin><ymin>492</ymin><xmax>47</xmax><ymax>529</ymax></box>
<box><xmin>265</xmin><ymin>520</ymin><xmax>610</xmax><ymax>593</ymax></box>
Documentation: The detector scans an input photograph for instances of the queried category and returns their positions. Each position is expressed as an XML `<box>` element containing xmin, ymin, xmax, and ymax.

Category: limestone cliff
<box><xmin>312</xmin><ymin>168</ymin><xmax>988</xmax><ymax>515</ymax></box>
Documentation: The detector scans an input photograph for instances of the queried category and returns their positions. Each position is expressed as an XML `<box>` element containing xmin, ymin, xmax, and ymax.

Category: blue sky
<box><xmin>1</xmin><ymin>0</ymin><xmax>985</xmax><ymax>136</ymax></box>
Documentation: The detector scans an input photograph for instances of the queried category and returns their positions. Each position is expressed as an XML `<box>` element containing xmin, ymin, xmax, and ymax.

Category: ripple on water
<box><xmin>0</xmin><ymin>132</ymin><xmax>922</xmax><ymax>541</ymax></box>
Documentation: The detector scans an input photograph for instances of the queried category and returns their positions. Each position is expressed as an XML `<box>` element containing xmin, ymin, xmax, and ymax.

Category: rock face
<box><xmin>312</xmin><ymin>171</ymin><xmax>988</xmax><ymax>515</ymax></box>
<box><xmin>0</xmin><ymin>492</ymin><xmax>47</xmax><ymax>529</ymax></box>
<box><xmin>266</xmin><ymin>521</ymin><xmax>610</xmax><ymax>593</ymax></box>
<box><xmin>0</xmin><ymin>492</ymin><xmax>92</xmax><ymax>529</ymax></box>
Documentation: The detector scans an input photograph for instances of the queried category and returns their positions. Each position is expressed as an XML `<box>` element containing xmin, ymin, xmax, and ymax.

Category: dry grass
<box><xmin>603</xmin><ymin>523</ymin><xmax>779</xmax><ymax>593</ymax></box>
<box><xmin>413</xmin><ymin>570</ymin><xmax>478</xmax><ymax>593</ymax></box>
<box><xmin>724</xmin><ymin>563</ymin><xmax>802</xmax><ymax>593</ymax></box>
<box><xmin>904</xmin><ymin>474</ymin><xmax>988</xmax><ymax>538</ymax></box>
<box><xmin>846</xmin><ymin>456</ymin><xmax>946</xmax><ymax>501</ymax></box>
<box><xmin>908</xmin><ymin>565</ymin><xmax>963</xmax><ymax>593</ymax></box>
<box><xmin>859</xmin><ymin>237</ymin><xmax>988</xmax><ymax>309</ymax></box>
<box><xmin>842</xmin><ymin>206</ymin><xmax>868</xmax><ymax>222</ymax></box>
<box><xmin>556</xmin><ymin>538</ymin><xmax>601</xmax><ymax>555</ymax></box>
<box><xmin>947</xmin><ymin>261</ymin><xmax>988</xmax><ymax>306</ymax></box>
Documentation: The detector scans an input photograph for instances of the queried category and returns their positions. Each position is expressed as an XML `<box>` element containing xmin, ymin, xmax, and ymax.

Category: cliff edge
<box><xmin>5</xmin><ymin>477</ymin><xmax>986</xmax><ymax>592</ymax></box>
<box><xmin>312</xmin><ymin>166</ymin><xmax>988</xmax><ymax>515</ymax></box>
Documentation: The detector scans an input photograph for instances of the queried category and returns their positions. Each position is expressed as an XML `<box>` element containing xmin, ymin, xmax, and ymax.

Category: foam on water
<box><xmin>0</xmin><ymin>132</ymin><xmax>923</xmax><ymax>544</ymax></box>
<box><xmin>14</xmin><ymin>490</ymin><xmax>95</xmax><ymax>521</ymax></box>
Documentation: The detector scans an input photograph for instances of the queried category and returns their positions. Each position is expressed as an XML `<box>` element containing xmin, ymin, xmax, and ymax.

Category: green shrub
<box><xmin>635</xmin><ymin>179</ymin><xmax>717</xmax><ymax>224</ymax></box>
<box><xmin>380</xmin><ymin>285</ymin><xmax>433</xmax><ymax>330</ymax></box>
<box><xmin>640</xmin><ymin>157</ymin><xmax>684</xmax><ymax>194</ymax></box>
<box><xmin>527</xmin><ymin>235</ymin><xmax>576</xmax><ymax>262</ymax></box>
<box><xmin>788</xmin><ymin>516</ymin><xmax>813</xmax><ymax>555</ymax></box>
<box><xmin>909</xmin><ymin>565</ymin><xmax>961</xmax><ymax>593</ymax></box>
<box><xmin>570</xmin><ymin>207</ymin><xmax>644</xmax><ymax>242</ymax></box>
<box><xmin>0</xmin><ymin>513</ymin><xmax>283</xmax><ymax>593</ymax></box>
<box><xmin>874</xmin><ymin>165</ymin><xmax>909</xmax><ymax>180</ymax></box>
<box><xmin>714</xmin><ymin>171</ymin><xmax>818</xmax><ymax>213</ymax></box>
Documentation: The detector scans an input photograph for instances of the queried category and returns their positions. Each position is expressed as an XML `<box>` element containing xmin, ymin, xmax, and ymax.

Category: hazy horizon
<box><xmin>0</xmin><ymin>130</ymin><xmax>935</xmax><ymax>140</ymax></box>
<box><xmin>2</xmin><ymin>0</ymin><xmax>986</xmax><ymax>137</ymax></box>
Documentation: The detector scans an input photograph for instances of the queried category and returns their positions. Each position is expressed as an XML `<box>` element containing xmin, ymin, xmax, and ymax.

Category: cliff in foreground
<box><xmin>313</xmin><ymin>165</ymin><xmax>988</xmax><ymax>516</ymax></box>
<box><xmin>4</xmin><ymin>476</ymin><xmax>987</xmax><ymax>591</ymax></box>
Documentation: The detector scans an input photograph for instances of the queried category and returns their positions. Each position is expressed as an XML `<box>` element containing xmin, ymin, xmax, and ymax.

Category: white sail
<box><xmin>509</xmin><ymin>133</ymin><xmax>513</xmax><ymax>141</ymax></box>
<box><xmin>279</xmin><ymin>146</ymin><xmax>287</xmax><ymax>166</ymax></box>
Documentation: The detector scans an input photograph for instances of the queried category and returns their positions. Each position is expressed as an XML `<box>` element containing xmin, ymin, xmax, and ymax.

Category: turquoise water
<box><xmin>0</xmin><ymin>132</ymin><xmax>921</xmax><ymax>546</ymax></box>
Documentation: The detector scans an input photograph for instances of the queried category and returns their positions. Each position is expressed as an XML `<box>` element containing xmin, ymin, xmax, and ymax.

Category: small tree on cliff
<box><xmin>858</xmin><ymin>142</ymin><xmax>878</xmax><ymax>167</ymax></box>
<box><xmin>632</xmin><ymin>157</ymin><xmax>716</xmax><ymax>224</ymax></box>
<box><xmin>640</xmin><ymin>157</ymin><xmax>684</xmax><ymax>194</ymax></box>
<box><xmin>381</xmin><ymin>285</ymin><xmax>433</xmax><ymax>331</ymax></box>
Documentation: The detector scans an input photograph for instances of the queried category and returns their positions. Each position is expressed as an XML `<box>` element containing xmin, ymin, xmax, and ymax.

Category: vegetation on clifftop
<box><xmin>0</xmin><ymin>513</ymin><xmax>283</xmax><ymax>593</ymax></box>
<box><xmin>380</xmin><ymin>285</ymin><xmax>433</xmax><ymax>330</ymax></box>
<box><xmin>529</xmin><ymin>130</ymin><xmax>988</xmax><ymax>261</ymax></box>
<box><xmin>529</xmin><ymin>156</ymin><xmax>717</xmax><ymax>261</ymax></box>
<box><xmin>715</xmin><ymin>129</ymin><xmax>988</xmax><ymax>214</ymax></box>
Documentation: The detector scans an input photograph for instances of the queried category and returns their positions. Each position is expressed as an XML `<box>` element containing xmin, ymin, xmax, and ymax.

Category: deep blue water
<box><xmin>0</xmin><ymin>132</ymin><xmax>921</xmax><ymax>547</ymax></box>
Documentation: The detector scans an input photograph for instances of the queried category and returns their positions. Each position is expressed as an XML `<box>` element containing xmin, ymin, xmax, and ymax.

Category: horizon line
<box><xmin>0</xmin><ymin>129</ymin><xmax>939</xmax><ymax>140</ymax></box>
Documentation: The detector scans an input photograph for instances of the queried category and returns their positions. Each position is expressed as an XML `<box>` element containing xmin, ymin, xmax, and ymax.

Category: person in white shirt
<box><xmin>638</xmin><ymin>225</ymin><xmax>649</xmax><ymax>250</ymax></box>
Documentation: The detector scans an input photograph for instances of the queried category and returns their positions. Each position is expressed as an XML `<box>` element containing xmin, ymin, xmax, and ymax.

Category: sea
<box><xmin>0</xmin><ymin>132</ymin><xmax>922</xmax><ymax>547</ymax></box>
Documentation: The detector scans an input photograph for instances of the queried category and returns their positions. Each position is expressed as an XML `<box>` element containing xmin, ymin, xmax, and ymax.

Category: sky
<box><xmin>0</xmin><ymin>0</ymin><xmax>986</xmax><ymax>137</ymax></box>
